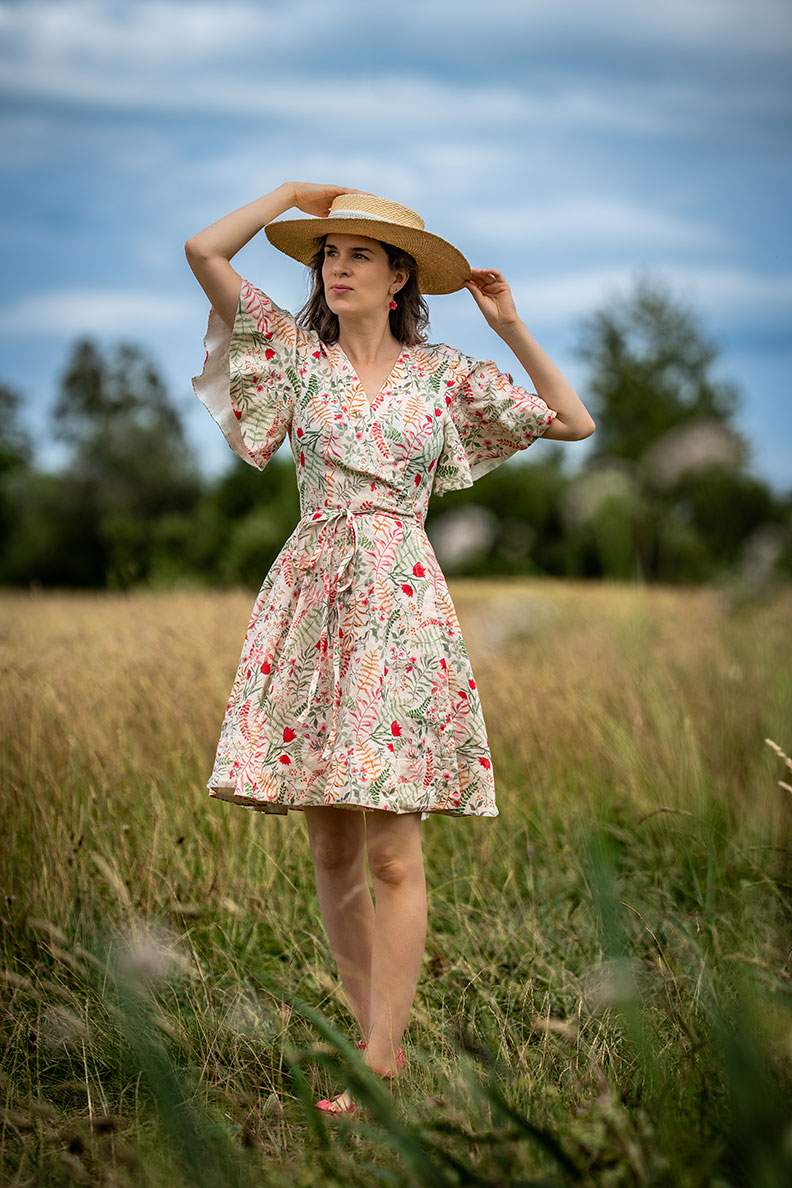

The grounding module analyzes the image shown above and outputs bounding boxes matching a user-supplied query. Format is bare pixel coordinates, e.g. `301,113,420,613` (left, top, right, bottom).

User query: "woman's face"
321,233,406,320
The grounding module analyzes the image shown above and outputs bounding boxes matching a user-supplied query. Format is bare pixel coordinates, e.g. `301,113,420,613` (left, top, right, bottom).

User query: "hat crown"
329,193,425,231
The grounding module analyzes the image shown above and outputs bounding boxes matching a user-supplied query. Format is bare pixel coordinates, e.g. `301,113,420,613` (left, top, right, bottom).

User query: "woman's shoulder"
411,340,476,375
239,277,320,349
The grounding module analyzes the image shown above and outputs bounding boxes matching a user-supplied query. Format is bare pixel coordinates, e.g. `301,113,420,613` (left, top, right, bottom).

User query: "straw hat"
264,193,471,295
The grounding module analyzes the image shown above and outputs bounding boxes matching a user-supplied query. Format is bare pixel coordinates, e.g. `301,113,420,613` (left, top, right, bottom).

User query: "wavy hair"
295,235,430,346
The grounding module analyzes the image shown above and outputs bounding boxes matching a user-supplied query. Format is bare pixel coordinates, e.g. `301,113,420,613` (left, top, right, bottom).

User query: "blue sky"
2,0,790,492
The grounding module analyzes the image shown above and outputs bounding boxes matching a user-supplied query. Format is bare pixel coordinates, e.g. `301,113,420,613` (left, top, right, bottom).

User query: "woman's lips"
331,285,352,292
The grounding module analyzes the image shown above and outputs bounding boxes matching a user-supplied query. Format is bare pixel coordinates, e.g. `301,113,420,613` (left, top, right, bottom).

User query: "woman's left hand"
464,269,520,333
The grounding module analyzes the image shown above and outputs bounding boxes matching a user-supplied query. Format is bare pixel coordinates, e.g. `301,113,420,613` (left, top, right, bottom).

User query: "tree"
576,272,744,463
0,382,35,576
52,337,203,587
572,273,788,582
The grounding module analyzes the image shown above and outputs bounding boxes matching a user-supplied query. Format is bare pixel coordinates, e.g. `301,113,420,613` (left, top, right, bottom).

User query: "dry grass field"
1,578,791,1187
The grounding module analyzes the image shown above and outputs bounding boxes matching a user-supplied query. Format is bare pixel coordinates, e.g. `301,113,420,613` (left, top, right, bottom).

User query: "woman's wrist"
494,315,525,340
275,181,297,210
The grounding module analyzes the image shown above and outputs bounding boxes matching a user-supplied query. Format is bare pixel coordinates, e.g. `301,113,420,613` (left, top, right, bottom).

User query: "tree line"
1,275,790,590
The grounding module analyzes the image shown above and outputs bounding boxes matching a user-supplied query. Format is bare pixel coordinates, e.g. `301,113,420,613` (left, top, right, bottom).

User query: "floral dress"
192,277,557,820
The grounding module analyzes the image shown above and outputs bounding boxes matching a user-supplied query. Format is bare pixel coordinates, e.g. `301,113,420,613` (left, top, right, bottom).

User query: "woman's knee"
304,807,366,873
366,819,424,886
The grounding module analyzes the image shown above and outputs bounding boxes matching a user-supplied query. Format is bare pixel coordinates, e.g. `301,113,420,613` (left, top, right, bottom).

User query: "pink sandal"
315,1042,406,1115
315,1091,358,1116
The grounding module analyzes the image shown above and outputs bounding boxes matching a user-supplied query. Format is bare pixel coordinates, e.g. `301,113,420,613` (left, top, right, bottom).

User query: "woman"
186,181,595,1116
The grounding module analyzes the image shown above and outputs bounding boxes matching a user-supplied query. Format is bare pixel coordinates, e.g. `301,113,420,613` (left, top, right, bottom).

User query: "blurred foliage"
576,273,742,463
0,276,790,590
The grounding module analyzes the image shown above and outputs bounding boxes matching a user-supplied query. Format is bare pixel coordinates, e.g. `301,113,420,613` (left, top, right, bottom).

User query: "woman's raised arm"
465,267,596,441
184,182,356,329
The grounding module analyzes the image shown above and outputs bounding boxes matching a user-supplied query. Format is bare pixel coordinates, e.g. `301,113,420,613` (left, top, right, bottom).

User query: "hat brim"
264,216,471,295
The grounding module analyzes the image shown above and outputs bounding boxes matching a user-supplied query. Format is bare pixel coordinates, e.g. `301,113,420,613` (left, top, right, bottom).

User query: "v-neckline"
334,343,410,414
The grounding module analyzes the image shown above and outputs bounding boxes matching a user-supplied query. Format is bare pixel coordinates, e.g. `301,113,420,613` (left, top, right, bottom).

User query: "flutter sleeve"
191,276,310,471
431,348,558,497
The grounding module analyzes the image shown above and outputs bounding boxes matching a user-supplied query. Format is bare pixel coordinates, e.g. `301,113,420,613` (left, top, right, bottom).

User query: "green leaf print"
366,770,387,801
406,696,432,720
384,607,401,646
426,359,449,395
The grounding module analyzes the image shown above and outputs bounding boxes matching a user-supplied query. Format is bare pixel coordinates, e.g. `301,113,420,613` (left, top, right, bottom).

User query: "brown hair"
295,235,431,346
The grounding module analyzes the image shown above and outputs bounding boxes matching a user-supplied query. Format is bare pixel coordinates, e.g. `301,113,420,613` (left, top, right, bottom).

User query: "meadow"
1,578,790,1187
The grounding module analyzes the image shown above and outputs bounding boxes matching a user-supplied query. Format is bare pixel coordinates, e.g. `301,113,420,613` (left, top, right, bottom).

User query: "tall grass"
1,579,790,1186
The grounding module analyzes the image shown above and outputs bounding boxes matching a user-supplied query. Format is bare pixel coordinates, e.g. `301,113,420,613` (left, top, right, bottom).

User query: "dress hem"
207,785,498,820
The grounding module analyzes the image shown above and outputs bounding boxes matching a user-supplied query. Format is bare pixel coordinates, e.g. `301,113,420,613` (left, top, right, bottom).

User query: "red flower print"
434,407,442,416
296,427,304,437
387,742,395,752
300,451,305,466
469,678,476,690
265,347,275,360
478,756,491,770
384,665,388,675
440,657,447,671
414,473,421,486
312,350,320,359
283,727,297,742
234,409,242,420
401,583,413,597
246,668,251,678
391,721,402,737
261,660,271,674
413,562,426,577
279,755,291,765
445,394,452,405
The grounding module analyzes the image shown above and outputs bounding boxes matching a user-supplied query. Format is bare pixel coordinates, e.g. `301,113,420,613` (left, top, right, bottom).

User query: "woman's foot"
315,1051,402,1117
316,1089,356,1115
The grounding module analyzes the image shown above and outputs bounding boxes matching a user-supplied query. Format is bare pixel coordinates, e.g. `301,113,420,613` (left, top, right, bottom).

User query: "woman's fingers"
470,268,506,287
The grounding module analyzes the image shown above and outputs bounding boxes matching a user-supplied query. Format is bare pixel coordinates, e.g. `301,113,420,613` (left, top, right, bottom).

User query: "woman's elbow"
548,413,596,441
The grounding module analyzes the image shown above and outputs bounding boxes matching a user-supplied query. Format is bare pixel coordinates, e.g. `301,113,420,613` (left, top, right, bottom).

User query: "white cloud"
510,264,792,329
1,288,197,337
0,1,786,145
3,1,790,69
459,197,727,250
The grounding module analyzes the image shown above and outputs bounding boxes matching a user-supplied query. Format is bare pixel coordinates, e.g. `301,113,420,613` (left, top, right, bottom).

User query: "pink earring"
388,298,398,311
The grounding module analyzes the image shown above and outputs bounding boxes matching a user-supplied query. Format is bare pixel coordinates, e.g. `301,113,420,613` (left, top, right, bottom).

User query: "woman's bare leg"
304,806,427,1110
303,806,374,1040
363,809,427,1073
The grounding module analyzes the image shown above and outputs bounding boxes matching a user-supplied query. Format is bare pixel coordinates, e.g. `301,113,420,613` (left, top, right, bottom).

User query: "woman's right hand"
288,182,371,217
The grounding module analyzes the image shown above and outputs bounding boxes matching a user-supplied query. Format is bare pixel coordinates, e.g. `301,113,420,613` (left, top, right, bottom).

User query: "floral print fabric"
192,277,557,820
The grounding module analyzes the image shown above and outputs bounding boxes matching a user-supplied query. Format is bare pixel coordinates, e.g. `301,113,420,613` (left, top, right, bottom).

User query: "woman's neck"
336,314,402,366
